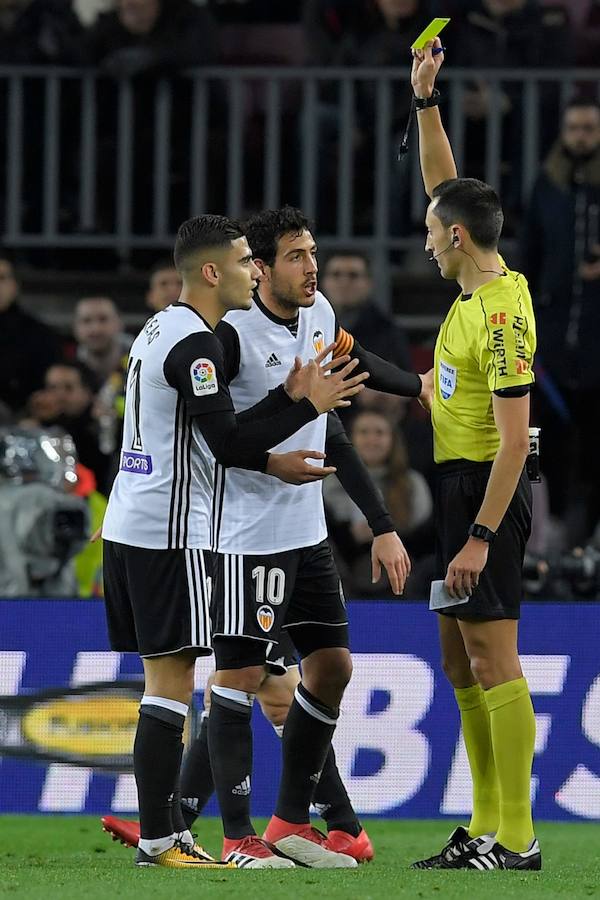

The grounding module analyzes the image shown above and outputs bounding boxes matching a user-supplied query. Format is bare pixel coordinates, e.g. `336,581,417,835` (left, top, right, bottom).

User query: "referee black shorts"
210,539,349,671
103,540,213,658
435,460,532,621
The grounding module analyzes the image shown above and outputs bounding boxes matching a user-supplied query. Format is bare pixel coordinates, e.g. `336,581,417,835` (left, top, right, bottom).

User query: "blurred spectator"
85,0,218,77
322,250,412,372
453,0,574,215
324,409,433,596
306,0,430,67
26,362,112,493
86,0,219,233
69,297,131,465
305,1,432,232
522,97,600,543
0,254,61,416
73,0,112,26
303,0,366,65
355,386,435,490
208,0,303,24
574,0,600,66
0,0,85,64
72,297,133,385
453,0,573,72
146,259,182,313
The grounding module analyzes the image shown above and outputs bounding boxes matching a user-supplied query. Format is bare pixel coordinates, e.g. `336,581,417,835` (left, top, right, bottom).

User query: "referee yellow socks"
454,683,499,838
485,676,536,852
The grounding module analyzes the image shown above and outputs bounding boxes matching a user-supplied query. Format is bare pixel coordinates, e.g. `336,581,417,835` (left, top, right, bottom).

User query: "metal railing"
1,66,599,304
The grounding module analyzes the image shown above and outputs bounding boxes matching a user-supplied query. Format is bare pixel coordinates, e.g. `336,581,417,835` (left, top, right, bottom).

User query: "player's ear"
252,257,268,282
201,261,220,287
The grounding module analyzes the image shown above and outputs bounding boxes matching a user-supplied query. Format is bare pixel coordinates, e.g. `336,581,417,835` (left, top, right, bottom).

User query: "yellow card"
411,17,450,50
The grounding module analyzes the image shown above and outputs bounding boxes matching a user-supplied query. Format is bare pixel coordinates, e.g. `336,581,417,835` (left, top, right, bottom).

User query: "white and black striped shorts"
210,540,348,656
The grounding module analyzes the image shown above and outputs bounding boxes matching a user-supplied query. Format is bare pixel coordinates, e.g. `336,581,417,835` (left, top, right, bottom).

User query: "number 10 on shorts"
252,566,285,605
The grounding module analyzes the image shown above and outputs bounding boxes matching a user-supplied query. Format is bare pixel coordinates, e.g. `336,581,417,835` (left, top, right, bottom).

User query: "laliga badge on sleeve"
429,579,470,611
190,358,218,396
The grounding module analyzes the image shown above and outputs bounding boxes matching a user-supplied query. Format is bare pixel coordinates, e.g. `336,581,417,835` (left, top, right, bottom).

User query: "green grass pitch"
2,816,600,899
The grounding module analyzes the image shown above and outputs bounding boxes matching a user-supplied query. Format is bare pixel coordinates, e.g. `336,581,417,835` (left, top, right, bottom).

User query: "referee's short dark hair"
174,215,244,274
432,178,504,250
243,206,312,266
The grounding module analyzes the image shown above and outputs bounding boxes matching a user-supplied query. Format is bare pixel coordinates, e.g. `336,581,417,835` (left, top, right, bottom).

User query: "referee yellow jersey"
432,262,536,463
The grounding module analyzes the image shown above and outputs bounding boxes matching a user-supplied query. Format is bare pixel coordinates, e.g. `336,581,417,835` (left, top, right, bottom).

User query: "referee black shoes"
411,827,542,871
410,825,472,869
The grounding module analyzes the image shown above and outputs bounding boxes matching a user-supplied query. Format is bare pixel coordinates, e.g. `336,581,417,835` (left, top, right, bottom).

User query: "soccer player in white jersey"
100,214,367,870
198,207,432,869
102,410,399,862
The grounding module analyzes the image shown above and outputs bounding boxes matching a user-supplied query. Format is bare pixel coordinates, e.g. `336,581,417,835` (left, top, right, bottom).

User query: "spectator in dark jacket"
86,0,218,77
0,255,61,416
322,249,412,372
303,1,433,233
0,0,85,64
453,0,574,215
86,0,219,232
522,98,600,541
26,361,113,494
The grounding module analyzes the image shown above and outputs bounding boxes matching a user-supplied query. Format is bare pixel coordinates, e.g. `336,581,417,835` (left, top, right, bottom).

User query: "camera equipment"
526,426,541,483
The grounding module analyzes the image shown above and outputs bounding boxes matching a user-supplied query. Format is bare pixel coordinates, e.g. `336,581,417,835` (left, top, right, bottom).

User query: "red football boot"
101,816,140,848
222,835,295,869
263,815,358,868
325,828,374,863
101,816,216,861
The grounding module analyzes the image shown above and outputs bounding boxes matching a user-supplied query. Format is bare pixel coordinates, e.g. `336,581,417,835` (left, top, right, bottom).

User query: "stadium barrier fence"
1,66,598,308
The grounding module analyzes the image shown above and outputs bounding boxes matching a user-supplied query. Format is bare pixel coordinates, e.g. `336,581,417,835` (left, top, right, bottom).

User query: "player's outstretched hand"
307,357,369,413
266,450,336,485
418,368,434,412
371,532,411,596
284,343,351,401
411,37,444,99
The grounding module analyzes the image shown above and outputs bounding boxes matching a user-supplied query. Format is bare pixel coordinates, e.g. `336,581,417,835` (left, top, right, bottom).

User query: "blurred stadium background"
1,0,599,831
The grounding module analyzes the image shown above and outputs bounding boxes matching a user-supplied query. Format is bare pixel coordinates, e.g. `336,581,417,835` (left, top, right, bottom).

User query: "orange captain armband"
333,327,355,359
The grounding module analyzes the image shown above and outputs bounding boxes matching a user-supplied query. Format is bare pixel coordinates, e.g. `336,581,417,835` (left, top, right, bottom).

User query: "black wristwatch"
468,523,497,544
414,89,441,111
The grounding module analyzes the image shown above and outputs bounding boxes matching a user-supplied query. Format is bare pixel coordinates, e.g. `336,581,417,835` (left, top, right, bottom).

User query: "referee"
409,42,540,871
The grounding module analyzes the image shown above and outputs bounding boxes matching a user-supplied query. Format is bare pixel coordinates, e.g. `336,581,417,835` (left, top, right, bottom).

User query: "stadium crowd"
2,202,600,601
0,0,599,599
0,0,599,235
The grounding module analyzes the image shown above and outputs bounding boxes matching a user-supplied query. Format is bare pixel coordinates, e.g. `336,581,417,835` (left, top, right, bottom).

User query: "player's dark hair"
173,215,244,274
324,249,371,274
243,206,312,266
432,178,503,250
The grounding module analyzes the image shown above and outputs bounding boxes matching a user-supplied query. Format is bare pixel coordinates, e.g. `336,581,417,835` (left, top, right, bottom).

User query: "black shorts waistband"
435,459,494,478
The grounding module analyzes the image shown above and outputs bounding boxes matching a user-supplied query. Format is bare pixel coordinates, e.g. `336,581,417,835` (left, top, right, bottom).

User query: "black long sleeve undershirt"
164,328,317,473
352,340,422,398
325,412,394,536
194,396,317,472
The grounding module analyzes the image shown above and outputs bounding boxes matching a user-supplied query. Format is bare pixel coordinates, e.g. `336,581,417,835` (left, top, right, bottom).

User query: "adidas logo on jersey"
232,776,251,796
265,353,282,368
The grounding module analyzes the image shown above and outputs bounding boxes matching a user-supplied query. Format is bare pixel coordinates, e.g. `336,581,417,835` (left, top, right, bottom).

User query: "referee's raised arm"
411,38,457,197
